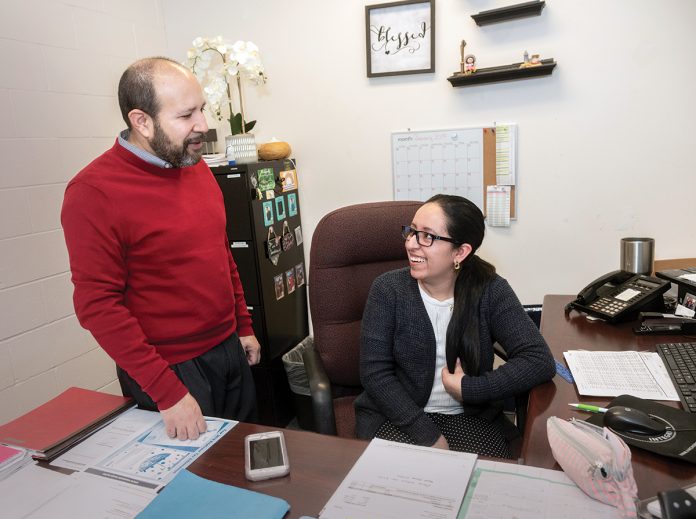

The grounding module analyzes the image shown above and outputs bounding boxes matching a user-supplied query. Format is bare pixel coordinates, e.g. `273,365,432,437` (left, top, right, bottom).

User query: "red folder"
0,387,133,459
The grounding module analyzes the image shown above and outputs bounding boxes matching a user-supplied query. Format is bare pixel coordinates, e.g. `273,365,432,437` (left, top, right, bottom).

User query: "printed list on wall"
392,128,484,209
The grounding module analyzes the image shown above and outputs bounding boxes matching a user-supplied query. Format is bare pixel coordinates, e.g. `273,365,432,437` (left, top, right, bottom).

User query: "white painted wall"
0,0,168,424
2,0,695,423
164,0,696,304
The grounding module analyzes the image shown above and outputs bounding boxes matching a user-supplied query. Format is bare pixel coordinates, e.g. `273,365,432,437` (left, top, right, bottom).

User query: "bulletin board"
392,126,516,219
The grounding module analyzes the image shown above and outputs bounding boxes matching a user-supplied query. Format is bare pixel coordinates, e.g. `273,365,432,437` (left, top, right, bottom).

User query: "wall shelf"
447,58,556,87
471,1,545,26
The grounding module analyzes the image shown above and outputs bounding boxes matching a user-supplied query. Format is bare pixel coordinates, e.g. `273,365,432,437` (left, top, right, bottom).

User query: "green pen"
568,403,609,413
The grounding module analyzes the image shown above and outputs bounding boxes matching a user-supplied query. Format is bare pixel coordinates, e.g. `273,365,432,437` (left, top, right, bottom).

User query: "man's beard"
149,119,203,168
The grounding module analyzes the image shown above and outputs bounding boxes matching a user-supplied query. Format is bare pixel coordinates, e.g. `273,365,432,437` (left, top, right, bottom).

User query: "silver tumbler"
620,237,655,275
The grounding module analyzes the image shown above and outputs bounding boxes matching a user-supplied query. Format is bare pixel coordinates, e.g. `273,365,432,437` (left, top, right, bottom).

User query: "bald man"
61,57,260,440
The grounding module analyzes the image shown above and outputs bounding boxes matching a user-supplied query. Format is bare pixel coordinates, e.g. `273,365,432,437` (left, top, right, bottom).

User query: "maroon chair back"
308,200,421,437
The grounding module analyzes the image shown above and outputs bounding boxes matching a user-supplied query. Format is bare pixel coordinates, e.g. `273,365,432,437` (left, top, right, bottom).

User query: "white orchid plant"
186,36,267,135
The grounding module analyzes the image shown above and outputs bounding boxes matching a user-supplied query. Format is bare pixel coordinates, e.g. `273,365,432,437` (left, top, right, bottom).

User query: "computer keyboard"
657,342,696,413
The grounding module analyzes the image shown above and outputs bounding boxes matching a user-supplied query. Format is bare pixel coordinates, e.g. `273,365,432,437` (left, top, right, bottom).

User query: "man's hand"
160,392,207,440
239,335,261,365
441,359,465,402
431,435,449,450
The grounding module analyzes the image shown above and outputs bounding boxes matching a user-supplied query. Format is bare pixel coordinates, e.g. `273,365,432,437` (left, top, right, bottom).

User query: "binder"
0,387,133,460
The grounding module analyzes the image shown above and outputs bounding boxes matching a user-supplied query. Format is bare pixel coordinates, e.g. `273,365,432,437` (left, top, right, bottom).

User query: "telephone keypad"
589,297,629,316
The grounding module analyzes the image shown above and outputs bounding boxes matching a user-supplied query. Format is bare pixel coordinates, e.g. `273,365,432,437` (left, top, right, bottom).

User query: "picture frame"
365,0,435,78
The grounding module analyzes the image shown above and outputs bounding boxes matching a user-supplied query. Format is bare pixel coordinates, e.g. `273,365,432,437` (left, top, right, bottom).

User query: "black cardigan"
354,268,556,446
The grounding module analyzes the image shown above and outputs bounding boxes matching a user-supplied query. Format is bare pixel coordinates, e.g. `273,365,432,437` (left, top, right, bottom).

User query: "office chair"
303,200,421,437
303,200,536,445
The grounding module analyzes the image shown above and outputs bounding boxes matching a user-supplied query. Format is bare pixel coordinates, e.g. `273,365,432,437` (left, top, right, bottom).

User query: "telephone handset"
565,270,670,323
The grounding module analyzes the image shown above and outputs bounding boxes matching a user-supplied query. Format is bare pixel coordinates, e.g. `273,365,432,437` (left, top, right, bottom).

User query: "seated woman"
354,194,555,458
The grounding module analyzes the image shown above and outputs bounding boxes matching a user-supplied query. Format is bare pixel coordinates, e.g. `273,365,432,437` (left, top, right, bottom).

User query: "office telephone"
565,270,670,323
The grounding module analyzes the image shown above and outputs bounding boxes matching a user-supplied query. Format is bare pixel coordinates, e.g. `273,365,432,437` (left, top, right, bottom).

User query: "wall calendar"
392,128,484,210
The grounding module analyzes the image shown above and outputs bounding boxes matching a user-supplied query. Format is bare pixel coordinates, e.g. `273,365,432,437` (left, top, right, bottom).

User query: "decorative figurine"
520,52,541,68
463,54,477,74
459,40,467,74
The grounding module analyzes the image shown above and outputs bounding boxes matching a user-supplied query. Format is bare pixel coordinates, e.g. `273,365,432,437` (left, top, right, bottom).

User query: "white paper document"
84,415,235,489
29,471,156,519
495,123,516,185
486,185,511,227
458,460,621,518
0,463,72,518
319,438,477,519
563,350,679,400
52,407,235,488
51,408,161,471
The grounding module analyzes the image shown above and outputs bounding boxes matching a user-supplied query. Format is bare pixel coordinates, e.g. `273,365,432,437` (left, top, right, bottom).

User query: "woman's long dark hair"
426,194,495,375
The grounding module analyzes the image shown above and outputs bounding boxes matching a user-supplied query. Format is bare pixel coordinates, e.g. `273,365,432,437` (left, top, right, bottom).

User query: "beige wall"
0,0,168,424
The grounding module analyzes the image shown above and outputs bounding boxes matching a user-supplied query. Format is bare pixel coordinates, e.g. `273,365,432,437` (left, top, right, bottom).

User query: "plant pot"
225,134,258,164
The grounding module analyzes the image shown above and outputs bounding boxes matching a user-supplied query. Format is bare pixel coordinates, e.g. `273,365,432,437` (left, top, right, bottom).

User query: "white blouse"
419,285,462,415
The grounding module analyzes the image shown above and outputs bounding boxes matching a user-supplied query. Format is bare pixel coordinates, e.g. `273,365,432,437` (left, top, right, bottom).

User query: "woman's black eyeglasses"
401,225,459,247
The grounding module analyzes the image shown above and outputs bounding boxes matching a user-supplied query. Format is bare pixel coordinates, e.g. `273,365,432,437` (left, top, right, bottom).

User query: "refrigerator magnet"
275,196,286,221
274,274,285,300
265,226,282,266
295,262,305,287
288,193,298,217
281,221,295,251
286,268,296,294
262,201,274,227
280,169,297,192
258,167,275,192
294,225,303,245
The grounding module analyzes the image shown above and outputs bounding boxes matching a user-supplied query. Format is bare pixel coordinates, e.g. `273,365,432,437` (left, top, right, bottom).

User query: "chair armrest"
302,346,338,435
514,391,529,433
492,341,528,432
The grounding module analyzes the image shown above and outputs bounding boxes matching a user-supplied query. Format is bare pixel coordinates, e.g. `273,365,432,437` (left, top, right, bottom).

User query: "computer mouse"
603,406,667,436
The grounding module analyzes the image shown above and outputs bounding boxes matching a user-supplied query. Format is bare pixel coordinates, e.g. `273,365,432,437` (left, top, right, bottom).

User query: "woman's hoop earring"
454,261,460,271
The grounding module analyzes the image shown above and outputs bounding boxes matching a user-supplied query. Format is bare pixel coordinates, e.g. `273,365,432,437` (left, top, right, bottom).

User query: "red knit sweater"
61,141,253,410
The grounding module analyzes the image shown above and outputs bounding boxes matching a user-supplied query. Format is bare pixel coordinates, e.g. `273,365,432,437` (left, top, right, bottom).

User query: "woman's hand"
441,359,464,402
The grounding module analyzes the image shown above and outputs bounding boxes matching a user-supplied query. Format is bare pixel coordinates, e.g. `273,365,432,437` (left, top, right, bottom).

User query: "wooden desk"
523,295,696,499
188,422,367,519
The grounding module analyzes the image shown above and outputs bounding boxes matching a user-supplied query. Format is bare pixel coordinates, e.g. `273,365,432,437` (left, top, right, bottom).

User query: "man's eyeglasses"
401,225,459,247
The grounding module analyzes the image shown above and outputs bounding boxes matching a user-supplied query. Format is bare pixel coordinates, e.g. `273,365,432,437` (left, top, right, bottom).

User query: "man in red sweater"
61,57,261,440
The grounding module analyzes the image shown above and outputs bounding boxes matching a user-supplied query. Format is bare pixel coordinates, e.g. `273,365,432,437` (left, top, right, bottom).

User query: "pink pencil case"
547,416,638,518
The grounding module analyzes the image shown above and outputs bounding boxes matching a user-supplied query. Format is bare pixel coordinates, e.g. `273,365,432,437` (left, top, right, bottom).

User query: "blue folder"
137,469,290,518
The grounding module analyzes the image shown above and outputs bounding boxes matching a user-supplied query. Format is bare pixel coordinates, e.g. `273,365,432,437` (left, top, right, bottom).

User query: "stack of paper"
563,350,679,400
0,444,31,481
203,154,228,167
319,438,477,519
0,387,133,460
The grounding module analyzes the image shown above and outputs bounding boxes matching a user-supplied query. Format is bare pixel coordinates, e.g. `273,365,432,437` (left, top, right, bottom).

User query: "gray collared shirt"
118,129,173,168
